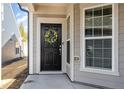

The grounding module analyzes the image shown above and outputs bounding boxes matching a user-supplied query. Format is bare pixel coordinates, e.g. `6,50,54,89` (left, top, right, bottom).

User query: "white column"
29,12,33,74
0,3,2,81
70,4,74,81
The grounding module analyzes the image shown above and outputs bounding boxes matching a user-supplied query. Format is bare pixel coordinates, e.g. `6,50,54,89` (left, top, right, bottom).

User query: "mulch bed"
8,68,28,89
2,57,24,67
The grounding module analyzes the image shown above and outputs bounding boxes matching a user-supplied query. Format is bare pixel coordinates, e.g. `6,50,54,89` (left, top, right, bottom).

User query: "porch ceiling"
20,3,72,14
33,3,69,7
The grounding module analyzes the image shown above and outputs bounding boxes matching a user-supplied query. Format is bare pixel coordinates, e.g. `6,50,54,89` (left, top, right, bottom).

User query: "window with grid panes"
84,5,112,69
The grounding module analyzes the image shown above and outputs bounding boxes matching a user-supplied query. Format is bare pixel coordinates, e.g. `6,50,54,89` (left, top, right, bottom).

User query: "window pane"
103,16,112,26
103,5,112,15
103,28,112,36
94,17,102,27
103,39,112,48
67,41,70,64
103,59,112,69
85,9,93,18
94,49,102,58
86,40,93,49
94,7,102,17
93,58,102,68
103,49,112,58
85,28,92,37
86,49,93,57
94,39,102,48
86,58,93,67
85,39,112,69
67,16,70,39
94,28,102,36
16,48,19,54
85,18,92,27
86,40,93,57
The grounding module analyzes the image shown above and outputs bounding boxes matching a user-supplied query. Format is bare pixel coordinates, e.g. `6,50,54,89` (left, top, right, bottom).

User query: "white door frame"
36,17,66,74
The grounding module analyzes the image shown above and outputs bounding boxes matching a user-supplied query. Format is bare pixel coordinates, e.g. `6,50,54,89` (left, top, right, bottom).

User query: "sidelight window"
67,16,70,64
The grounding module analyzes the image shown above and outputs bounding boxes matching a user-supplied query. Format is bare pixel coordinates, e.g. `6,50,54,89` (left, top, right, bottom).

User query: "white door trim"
65,4,75,81
36,17,66,74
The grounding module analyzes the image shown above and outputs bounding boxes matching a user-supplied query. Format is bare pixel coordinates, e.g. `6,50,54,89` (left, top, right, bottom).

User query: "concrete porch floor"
20,74,97,89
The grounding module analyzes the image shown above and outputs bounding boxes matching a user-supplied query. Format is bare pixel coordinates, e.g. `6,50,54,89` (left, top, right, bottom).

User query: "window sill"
80,67,119,76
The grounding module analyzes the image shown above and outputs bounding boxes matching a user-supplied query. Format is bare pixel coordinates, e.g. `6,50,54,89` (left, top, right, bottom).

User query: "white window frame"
80,4,119,76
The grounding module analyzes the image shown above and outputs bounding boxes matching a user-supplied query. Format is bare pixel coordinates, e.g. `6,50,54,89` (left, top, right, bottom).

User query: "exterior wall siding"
74,4,80,59
119,4,124,77
74,3,124,88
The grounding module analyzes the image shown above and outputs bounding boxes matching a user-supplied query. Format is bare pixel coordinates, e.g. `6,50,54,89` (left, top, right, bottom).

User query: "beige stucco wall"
73,3,124,88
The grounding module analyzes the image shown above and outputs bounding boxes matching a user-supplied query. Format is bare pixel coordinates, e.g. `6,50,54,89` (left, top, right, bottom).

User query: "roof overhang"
19,3,35,12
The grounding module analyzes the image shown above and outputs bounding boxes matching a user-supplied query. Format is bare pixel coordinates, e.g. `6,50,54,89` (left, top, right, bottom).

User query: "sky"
11,3,28,33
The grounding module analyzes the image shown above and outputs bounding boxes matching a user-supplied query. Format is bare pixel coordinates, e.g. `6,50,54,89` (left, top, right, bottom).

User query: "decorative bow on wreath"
45,28,58,44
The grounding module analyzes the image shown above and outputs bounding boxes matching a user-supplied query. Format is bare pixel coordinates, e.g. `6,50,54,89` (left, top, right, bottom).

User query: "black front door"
40,23,62,71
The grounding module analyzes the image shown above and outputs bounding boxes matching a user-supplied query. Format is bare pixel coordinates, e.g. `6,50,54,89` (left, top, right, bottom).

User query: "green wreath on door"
45,28,58,44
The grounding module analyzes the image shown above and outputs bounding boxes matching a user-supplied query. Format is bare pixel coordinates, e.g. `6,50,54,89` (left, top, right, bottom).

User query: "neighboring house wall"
2,3,22,63
2,35,17,63
74,3,124,89
2,3,22,47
